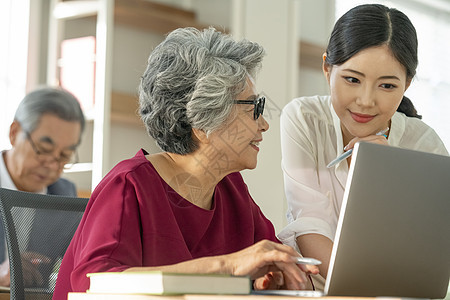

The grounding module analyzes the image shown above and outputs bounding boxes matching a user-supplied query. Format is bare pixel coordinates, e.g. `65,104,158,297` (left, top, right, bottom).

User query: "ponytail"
397,96,422,119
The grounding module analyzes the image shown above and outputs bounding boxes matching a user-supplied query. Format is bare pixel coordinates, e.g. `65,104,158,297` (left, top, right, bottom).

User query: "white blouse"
277,95,449,251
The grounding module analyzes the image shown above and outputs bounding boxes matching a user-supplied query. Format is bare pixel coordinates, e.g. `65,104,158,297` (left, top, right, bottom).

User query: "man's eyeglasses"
25,131,78,169
234,96,265,120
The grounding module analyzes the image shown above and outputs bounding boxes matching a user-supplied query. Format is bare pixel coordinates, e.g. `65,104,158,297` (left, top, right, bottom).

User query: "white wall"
227,0,334,232
298,0,334,96
227,0,300,233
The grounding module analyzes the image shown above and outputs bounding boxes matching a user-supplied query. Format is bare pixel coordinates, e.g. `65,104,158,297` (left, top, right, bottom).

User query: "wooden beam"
299,40,325,71
114,0,208,34
77,189,92,198
111,91,143,127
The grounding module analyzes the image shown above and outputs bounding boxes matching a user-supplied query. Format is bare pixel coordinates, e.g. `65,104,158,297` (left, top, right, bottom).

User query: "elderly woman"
53,27,318,299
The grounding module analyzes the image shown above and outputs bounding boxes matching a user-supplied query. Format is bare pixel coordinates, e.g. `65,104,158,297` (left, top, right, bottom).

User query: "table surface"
67,293,404,300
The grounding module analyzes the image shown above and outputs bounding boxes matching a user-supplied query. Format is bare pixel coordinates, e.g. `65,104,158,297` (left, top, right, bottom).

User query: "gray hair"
14,87,85,143
139,27,265,154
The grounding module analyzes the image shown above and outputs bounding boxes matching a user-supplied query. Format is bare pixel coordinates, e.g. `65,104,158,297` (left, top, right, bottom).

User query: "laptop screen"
324,142,450,298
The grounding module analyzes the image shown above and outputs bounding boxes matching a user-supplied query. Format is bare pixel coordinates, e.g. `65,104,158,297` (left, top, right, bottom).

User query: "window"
335,0,450,150
0,0,30,150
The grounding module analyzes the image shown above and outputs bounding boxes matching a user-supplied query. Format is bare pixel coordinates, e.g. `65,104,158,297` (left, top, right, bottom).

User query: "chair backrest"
0,188,88,300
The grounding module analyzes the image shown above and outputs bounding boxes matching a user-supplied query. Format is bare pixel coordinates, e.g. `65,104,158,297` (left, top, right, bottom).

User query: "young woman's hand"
253,271,284,289
224,240,319,290
344,130,389,151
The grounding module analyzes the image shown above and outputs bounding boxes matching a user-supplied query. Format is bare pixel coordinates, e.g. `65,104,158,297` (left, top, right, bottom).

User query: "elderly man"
0,86,85,286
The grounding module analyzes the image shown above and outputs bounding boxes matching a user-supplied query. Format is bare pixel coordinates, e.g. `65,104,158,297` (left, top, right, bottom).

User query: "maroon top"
53,149,278,299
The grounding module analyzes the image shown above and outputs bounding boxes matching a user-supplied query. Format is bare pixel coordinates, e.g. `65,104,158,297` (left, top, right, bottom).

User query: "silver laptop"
325,142,450,298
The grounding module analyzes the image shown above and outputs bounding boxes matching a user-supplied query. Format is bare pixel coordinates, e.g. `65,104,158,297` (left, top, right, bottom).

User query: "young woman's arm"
296,234,333,278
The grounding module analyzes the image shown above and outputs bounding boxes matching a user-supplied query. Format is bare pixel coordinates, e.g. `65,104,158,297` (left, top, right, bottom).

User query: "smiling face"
5,114,81,192
198,76,269,174
324,45,411,145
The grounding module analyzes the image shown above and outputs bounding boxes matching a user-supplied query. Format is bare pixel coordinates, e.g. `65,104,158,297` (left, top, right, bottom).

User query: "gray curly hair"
139,27,265,154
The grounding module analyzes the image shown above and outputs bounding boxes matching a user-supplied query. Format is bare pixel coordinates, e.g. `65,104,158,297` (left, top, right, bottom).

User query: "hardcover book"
87,271,251,295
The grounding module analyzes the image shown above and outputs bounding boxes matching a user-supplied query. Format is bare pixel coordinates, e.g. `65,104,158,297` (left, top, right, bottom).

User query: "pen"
296,257,322,265
326,127,389,168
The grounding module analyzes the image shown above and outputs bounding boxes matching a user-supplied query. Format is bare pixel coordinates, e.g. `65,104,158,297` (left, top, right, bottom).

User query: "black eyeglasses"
234,96,265,120
25,131,78,169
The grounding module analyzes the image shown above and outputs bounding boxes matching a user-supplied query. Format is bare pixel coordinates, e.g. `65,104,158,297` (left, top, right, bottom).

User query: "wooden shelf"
111,91,143,127
77,189,92,198
114,0,208,34
57,1,324,126
299,41,325,71
54,1,99,20
81,91,142,126
70,0,209,35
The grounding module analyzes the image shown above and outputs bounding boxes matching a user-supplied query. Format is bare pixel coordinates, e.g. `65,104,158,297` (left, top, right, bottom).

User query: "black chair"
0,188,88,300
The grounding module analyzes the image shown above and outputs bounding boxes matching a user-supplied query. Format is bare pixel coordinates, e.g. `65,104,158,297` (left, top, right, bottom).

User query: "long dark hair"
325,4,422,119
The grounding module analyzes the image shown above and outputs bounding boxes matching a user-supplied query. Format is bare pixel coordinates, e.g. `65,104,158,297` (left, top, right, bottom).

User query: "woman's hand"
0,259,11,287
21,252,51,287
128,240,318,290
0,252,50,287
224,240,319,290
344,129,389,151
253,271,285,290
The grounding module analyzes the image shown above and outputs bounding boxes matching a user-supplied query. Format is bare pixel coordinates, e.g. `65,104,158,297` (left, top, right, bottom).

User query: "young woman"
277,4,448,290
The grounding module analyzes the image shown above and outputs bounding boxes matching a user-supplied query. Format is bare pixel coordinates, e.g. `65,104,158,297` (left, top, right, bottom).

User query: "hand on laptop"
254,269,317,291
226,240,319,290
254,271,283,289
